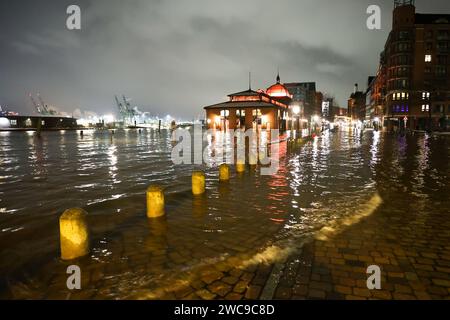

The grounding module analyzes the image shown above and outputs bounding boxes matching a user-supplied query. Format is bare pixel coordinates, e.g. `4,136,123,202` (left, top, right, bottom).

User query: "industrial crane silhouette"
115,94,137,125
29,93,57,115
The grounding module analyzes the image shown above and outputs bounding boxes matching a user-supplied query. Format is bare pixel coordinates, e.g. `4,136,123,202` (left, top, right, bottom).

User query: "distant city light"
103,114,115,124
292,105,300,115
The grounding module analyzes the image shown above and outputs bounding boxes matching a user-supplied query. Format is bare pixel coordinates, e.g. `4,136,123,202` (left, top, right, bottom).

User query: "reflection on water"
0,129,448,299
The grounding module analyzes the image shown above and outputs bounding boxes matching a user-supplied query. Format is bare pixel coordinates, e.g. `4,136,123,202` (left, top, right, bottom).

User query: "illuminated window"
421,104,430,112
425,55,432,62
252,109,262,117
220,110,229,117
236,109,245,117
422,92,430,100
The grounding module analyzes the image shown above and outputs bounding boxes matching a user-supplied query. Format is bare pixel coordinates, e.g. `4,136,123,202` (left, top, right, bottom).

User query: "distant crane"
115,95,129,123
29,93,42,114
37,93,50,114
122,95,137,119
29,93,57,115
115,94,138,125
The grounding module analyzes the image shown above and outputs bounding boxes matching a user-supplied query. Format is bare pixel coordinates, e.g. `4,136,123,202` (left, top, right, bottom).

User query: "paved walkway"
148,192,450,300
239,196,450,300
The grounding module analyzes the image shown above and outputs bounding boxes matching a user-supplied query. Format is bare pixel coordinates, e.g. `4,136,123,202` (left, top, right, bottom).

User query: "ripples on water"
0,128,448,299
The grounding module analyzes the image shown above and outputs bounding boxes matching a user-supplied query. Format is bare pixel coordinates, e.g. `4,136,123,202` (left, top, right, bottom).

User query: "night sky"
0,0,448,120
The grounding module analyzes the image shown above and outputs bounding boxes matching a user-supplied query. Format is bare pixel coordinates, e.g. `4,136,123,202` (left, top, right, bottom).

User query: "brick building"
380,0,450,130
348,83,366,121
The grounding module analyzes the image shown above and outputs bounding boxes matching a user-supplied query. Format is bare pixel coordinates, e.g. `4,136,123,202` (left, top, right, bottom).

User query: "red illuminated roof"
266,83,292,98
266,73,293,98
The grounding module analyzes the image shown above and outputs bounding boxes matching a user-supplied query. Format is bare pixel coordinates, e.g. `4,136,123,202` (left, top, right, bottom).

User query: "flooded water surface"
0,129,448,299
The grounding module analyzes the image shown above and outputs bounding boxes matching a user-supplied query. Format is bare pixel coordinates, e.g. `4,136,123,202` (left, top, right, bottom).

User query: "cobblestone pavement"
270,206,450,300
119,190,450,301
151,202,450,300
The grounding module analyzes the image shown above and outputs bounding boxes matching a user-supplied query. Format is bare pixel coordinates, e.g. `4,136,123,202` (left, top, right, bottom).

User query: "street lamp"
291,105,300,132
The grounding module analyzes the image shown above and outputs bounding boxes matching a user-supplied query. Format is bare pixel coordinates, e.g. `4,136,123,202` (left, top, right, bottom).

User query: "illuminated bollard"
146,185,165,218
219,164,230,181
59,208,90,260
236,160,246,173
249,153,258,167
192,171,206,195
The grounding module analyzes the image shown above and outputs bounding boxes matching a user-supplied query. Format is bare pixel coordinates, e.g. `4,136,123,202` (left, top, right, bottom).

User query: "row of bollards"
58,163,242,260
59,135,316,260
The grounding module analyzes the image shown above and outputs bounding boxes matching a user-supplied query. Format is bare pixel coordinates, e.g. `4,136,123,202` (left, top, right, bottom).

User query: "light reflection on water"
0,128,448,299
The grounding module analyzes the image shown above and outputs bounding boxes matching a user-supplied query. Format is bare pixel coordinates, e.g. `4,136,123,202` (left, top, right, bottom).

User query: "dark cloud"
0,0,449,119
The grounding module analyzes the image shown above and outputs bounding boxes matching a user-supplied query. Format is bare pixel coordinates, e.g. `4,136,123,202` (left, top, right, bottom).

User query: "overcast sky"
0,0,448,119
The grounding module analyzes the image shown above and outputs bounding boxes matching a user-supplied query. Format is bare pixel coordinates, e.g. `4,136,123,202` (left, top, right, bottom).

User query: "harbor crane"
29,93,43,114
115,95,130,124
29,93,57,115
115,94,138,125
37,93,50,114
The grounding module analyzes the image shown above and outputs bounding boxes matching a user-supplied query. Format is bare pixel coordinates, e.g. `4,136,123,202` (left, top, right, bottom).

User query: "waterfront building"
0,115,78,130
378,0,450,130
204,74,292,131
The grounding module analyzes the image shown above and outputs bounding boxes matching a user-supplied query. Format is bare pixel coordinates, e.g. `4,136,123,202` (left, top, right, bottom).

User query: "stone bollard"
59,208,90,260
192,171,206,195
146,185,165,218
236,160,246,173
219,164,230,181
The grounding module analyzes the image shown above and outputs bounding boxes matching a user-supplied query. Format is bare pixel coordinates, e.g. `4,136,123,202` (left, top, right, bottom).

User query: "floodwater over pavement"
0,128,448,299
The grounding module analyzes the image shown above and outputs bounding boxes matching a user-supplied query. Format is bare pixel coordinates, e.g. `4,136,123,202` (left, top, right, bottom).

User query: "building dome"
266,72,292,98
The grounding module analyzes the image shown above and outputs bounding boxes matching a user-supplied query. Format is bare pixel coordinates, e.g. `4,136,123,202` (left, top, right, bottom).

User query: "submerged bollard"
236,160,246,173
146,185,165,218
249,153,258,167
219,164,230,181
59,208,90,260
192,171,206,195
